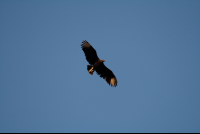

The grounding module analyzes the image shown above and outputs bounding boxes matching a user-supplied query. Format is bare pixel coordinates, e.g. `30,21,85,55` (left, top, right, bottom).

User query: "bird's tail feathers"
87,65,94,75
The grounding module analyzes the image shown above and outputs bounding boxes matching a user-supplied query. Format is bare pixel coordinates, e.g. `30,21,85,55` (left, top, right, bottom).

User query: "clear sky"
0,0,200,133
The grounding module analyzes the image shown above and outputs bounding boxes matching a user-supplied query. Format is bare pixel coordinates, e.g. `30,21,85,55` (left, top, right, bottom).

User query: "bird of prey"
81,40,117,87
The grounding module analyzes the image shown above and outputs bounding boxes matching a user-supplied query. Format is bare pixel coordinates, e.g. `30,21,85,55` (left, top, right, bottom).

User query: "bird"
81,40,117,87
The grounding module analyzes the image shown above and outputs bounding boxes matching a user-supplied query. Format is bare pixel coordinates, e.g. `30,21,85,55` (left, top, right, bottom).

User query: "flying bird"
81,40,117,87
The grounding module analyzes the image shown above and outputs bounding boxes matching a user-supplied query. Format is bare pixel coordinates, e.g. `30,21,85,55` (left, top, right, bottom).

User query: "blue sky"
0,0,200,133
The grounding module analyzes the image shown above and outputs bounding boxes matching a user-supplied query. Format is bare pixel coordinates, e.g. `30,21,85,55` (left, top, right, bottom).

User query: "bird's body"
81,40,117,87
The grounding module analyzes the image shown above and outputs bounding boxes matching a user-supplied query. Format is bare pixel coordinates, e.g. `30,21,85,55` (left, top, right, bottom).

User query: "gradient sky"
0,0,200,133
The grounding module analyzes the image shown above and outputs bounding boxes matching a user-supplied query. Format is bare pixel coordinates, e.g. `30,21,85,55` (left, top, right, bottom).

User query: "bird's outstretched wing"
81,40,99,65
95,63,117,87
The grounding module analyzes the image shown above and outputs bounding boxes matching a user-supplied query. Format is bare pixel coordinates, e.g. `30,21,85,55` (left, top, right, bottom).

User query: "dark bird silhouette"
81,40,117,87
